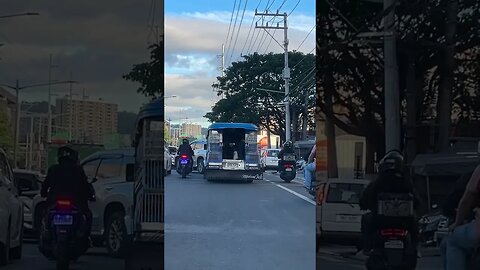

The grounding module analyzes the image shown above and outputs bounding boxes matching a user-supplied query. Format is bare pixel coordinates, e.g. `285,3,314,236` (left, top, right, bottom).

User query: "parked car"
12,169,44,234
316,178,369,244
168,146,177,167
190,140,207,174
32,148,135,258
164,145,172,175
260,149,280,171
0,149,24,265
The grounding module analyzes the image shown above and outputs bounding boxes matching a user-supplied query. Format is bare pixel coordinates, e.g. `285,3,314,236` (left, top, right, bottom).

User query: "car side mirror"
89,177,98,184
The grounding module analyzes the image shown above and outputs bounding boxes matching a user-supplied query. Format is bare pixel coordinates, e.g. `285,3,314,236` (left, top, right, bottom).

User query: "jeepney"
204,122,263,182
125,98,164,270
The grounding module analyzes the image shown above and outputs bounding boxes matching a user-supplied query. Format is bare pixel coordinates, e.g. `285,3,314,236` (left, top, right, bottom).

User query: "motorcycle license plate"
384,240,404,249
180,159,188,164
53,214,73,225
286,168,293,171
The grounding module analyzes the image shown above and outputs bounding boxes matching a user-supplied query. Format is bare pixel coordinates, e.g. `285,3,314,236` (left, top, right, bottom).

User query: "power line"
293,47,315,69
224,0,238,59
288,0,301,16
225,0,243,64
228,0,249,65
295,24,315,52
240,0,264,56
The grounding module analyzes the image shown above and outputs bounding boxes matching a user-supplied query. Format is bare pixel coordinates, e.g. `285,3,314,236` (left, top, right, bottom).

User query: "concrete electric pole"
383,0,400,152
255,10,291,142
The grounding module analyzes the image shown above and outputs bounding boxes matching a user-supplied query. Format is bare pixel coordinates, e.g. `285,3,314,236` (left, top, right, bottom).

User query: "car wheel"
105,211,128,258
0,221,11,266
10,217,23,260
197,158,205,174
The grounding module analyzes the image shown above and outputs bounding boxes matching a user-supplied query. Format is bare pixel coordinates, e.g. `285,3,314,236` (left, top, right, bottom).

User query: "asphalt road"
3,240,123,270
164,170,315,270
317,244,443,270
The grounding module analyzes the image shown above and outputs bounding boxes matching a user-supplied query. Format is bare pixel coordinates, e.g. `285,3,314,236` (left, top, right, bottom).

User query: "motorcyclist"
177,138,194,170
441,163,480,270
278,141,295,170
40,146,94,241
359,150,420,255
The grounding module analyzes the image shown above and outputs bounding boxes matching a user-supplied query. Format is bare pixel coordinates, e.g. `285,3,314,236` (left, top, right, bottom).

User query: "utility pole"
69,71,73,142
255,10,291,142
218,44,225,77
383,0,400,152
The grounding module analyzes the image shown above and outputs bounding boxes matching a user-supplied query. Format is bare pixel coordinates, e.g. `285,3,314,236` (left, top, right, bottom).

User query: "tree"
123,42,164,97
205,52,315,142
0,106,13,156
316,0,480,173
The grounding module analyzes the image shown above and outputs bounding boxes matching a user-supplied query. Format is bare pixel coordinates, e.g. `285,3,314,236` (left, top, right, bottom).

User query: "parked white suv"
32,148,135,258
316,178,369,243
190,140,207,174
0,149,23,265
260,148,280,171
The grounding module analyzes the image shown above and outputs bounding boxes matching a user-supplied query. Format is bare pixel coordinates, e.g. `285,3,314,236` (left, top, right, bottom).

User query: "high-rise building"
55,96,118,144
181,123,202,138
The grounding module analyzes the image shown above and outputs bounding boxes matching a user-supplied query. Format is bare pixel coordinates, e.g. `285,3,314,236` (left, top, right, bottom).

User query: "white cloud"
165,9,315,126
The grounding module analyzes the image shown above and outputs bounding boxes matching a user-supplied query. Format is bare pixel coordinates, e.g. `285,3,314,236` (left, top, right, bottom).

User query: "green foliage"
0,106,13,156
205,52,315,140
123,42,164,97
316,0,480,146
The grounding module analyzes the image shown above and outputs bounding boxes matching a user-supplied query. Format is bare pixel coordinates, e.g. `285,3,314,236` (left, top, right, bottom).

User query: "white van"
316,178,369,241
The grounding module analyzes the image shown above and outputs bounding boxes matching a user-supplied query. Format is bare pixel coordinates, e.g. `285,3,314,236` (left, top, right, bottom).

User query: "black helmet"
284,141,293,149
182,138,189,144
57,146,78,163
378,150,404,174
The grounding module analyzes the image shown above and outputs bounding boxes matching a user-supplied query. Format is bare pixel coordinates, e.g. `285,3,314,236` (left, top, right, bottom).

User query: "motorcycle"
279,153,296,183
39,199,90,270
177,154,192,178
366,193,417,270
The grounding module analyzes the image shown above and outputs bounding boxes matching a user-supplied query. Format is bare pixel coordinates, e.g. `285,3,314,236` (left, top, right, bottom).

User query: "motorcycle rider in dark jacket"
359,150,420,255
177,138,194,169
278,141,295,169
40,146,95,242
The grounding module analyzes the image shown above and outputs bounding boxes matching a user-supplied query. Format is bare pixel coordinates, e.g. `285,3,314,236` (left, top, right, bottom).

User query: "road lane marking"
264,179,316,205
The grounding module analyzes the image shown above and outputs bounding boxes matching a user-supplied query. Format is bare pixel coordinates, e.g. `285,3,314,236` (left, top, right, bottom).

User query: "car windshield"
268,150,279,157
326,183,365,204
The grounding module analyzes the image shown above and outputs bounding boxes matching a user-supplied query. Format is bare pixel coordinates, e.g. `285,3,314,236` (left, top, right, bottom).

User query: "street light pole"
14,80,20,168
47,54,52,143
1,79,78,168
0,12,39,19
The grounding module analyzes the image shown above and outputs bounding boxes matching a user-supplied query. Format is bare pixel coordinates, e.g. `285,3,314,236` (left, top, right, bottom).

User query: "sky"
0,0,160,113
165,0,316,127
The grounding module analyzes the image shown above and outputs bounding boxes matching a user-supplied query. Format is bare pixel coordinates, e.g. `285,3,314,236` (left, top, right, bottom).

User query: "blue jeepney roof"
208,122,258,131
136,97,164,125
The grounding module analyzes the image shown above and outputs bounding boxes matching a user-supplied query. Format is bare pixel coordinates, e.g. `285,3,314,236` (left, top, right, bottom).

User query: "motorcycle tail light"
57,199,72,210
380,228,408,237
181,155,188,159
284,164,294,168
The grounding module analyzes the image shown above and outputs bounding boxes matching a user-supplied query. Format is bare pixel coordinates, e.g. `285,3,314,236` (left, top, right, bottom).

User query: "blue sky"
164,0,315,127
166,0,315,16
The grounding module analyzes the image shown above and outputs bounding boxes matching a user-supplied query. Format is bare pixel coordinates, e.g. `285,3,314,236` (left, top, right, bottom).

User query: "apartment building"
55,96,118,144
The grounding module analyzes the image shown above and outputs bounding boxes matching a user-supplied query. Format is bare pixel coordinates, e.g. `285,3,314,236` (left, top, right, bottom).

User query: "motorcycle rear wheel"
56,242,70,270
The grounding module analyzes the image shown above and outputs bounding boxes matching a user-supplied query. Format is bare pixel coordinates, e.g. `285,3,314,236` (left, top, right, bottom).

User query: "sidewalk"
338,246,441,262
